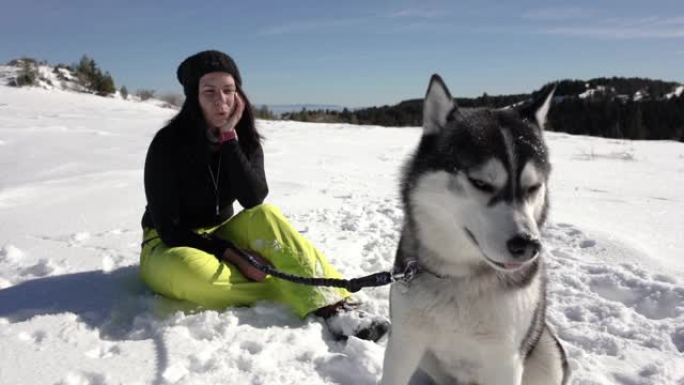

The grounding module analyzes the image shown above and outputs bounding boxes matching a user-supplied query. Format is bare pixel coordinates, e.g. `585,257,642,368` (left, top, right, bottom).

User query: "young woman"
139,50,388,341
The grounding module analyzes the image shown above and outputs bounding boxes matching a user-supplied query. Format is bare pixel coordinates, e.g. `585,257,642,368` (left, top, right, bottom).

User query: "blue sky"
2,0,683,107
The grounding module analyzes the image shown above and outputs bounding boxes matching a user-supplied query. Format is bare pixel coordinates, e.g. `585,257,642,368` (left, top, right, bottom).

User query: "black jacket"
142,125,268,258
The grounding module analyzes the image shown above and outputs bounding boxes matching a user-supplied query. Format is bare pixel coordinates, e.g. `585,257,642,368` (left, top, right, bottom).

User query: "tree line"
282,78,684,141
7,62,683,141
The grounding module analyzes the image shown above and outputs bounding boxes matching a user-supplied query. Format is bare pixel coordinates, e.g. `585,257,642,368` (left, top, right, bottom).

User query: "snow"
1,84,683,384
633,90,648,101
666,85,684,99
0,64,87,93
577,84,683,102
0,63,179,108
578,85,609,99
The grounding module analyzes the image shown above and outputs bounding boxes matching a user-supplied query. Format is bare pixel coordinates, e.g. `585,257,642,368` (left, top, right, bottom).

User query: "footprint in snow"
588,268,684,320
240,340,264,355
56,371,108,385
32,232,91,247
85,342,122,359
20,258,60,277
580,239,596,248
671,327,684,353
17,330,47,345
544,222,597,250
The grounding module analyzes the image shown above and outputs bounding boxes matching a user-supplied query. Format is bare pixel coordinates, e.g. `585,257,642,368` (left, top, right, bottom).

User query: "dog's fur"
380,75,569,385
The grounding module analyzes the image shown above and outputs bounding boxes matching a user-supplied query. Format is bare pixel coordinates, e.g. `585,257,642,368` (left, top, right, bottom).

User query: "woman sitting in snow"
139,50,388,342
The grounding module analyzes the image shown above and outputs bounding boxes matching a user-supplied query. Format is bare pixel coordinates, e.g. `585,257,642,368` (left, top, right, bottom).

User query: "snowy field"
0,85,683,384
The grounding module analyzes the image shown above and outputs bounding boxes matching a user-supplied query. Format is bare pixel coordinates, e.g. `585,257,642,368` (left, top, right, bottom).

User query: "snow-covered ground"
0,85,682,385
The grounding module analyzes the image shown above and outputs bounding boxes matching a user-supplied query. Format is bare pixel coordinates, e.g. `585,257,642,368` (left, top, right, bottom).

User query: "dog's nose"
507,234,541,260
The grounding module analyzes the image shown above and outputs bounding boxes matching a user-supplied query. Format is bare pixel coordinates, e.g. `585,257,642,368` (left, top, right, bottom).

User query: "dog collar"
392,259,447,283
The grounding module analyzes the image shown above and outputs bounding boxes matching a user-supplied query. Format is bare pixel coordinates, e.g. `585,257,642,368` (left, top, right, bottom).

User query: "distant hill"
263,104,345,115
1,59,87,93
543,78,683,140
292,77,684,141
4,60,682,141
1,58,179,109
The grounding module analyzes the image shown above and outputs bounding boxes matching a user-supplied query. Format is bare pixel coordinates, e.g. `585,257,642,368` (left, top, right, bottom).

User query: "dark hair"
164,86,263,156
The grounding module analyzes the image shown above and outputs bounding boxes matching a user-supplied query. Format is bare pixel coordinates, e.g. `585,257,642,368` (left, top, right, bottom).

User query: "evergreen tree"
15,60,38,86
136,89,156,101
254,105,277,120
624,102,645,139
96,72,116,95
74,55,116,96
120,85,129,100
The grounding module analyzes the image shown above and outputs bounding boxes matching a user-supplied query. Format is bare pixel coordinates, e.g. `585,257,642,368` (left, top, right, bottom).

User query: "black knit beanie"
176,50,242,96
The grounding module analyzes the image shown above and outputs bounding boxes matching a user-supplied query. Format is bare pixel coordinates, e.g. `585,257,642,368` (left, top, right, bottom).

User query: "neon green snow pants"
139,203,350,318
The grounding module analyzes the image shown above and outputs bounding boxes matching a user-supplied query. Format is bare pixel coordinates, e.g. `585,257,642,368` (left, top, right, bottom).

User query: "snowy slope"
0,85,683,385
1,63,88,93
0,63,178,109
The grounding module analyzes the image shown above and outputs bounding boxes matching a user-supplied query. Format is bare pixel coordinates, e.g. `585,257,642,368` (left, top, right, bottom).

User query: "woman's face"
198,72,237,128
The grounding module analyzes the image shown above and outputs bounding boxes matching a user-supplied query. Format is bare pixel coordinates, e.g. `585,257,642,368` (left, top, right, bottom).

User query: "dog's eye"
468,178,495,193
526,184,542,195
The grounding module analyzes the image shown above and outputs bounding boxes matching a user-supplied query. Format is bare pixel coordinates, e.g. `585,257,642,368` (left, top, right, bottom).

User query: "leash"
231,246,418,293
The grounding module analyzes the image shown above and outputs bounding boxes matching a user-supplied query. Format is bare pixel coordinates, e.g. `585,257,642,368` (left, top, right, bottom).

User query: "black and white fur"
380,75,569,385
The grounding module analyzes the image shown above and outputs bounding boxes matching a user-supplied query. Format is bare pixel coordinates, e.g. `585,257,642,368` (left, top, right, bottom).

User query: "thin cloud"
523,7,596,21
257,17,367,36
257,9,447,37
386,8,445,19
543,16,684,39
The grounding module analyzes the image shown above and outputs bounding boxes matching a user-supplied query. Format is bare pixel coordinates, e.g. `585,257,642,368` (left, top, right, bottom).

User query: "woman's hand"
220,92,245,134
221,246,270,282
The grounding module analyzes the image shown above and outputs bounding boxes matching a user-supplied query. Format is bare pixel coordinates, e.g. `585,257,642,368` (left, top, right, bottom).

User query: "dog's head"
403,74,553,275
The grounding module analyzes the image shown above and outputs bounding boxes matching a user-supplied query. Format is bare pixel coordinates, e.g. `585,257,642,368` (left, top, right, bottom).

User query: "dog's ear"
518,83,556,130
423,74,456,135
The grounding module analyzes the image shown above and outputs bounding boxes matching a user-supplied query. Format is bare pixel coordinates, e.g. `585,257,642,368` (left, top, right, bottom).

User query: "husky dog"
380,75,569,385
